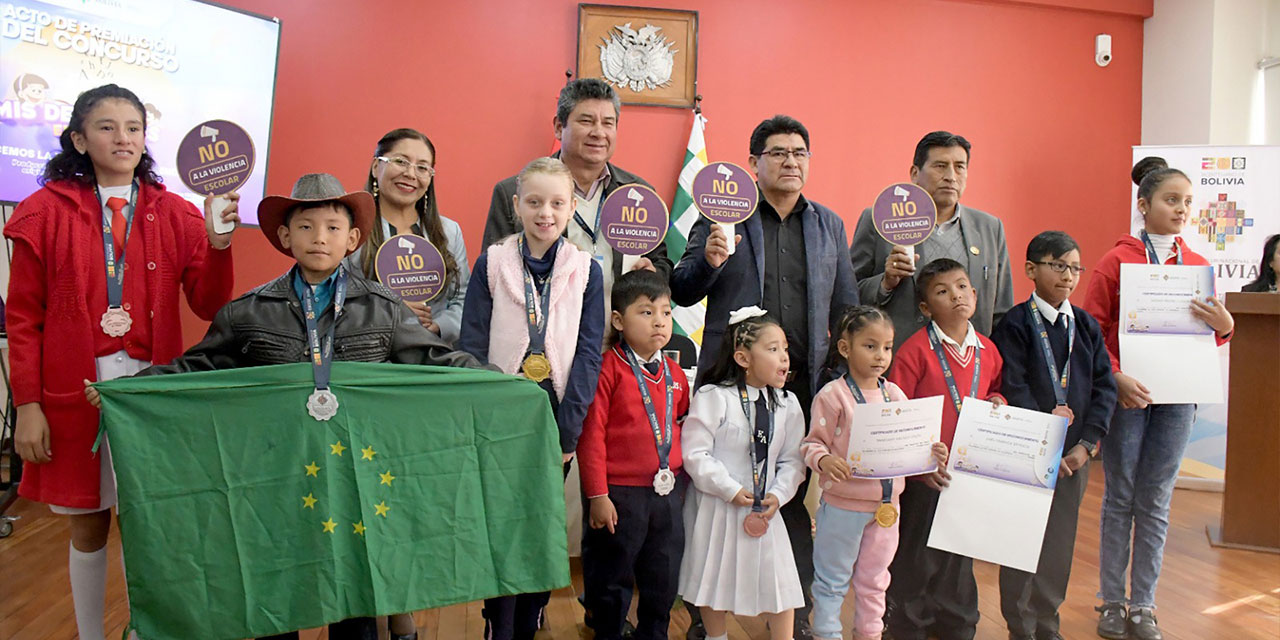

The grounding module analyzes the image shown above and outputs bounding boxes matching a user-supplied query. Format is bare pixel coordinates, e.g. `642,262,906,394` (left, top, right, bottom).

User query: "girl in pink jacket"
802,306,948,640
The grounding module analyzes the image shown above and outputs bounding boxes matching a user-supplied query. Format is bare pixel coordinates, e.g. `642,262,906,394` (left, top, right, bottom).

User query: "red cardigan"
577,345,690,498
888,325,1005,449
5,179,234,508
1082,234,1229,374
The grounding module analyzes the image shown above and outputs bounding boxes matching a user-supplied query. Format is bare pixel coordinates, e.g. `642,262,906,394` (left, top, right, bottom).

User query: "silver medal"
100,307,132,337
306,388,339,421
653,468,675,496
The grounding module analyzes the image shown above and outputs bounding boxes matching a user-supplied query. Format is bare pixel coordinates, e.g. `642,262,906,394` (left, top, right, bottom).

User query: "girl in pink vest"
459,157,604,640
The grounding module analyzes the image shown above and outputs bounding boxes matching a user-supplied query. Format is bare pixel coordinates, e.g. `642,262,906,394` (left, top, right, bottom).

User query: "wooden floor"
2,472,1277,640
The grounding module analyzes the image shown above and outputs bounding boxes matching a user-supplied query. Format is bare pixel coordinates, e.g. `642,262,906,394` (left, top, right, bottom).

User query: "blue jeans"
1098,404,1195,609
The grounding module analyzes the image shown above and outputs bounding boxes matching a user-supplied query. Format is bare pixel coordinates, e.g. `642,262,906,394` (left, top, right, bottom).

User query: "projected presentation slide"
0,0,279,225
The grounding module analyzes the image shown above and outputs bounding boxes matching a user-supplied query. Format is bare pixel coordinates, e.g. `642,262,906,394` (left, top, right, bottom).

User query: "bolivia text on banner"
96,362,569,640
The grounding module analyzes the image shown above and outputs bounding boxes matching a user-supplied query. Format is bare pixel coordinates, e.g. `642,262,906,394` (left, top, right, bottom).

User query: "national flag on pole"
669,112,709,343
97,362,568,640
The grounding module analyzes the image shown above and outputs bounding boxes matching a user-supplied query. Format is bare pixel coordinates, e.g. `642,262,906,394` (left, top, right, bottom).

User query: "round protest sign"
374,234,447,303
871,183,937,246
691,161,758,224
176,120,255,196
599,184,669,256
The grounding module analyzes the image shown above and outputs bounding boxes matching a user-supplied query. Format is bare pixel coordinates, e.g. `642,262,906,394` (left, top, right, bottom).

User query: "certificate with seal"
1118,263,1223,404
846,395,943,480
928,398,1067,573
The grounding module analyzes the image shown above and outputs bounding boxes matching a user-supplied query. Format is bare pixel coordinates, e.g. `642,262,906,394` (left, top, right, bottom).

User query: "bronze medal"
743,511,769,537
100,307,132,337
521,353,551,383
874,502,899,528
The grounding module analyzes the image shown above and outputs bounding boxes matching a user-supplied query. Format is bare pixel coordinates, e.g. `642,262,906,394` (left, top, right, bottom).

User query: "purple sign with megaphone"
374,234,447,303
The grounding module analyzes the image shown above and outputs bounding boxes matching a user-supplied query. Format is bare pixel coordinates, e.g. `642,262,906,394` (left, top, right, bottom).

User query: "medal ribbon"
96,181,138,309
1140,229,1182,265
738,382,774,513
926,323,982,414
621,343,674,471
1027,296,1075,406
301,265,348,392
845,376,895,507
518,236,552,360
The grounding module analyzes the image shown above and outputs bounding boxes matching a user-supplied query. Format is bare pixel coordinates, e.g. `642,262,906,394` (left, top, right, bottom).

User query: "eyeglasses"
376,156,435,178
758,148,812,162
1033,261,1086,275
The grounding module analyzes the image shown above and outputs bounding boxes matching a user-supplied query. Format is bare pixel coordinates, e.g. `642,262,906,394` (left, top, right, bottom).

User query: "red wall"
181,0,1148,345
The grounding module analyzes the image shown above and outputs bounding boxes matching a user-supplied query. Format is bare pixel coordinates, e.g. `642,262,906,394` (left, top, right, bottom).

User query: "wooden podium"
1207,292,1280,553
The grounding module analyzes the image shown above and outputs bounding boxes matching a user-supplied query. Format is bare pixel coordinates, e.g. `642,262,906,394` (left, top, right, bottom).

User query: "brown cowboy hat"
257,173,375,257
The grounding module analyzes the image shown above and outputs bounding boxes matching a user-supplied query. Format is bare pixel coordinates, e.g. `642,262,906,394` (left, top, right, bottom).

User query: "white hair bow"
728,305,768,325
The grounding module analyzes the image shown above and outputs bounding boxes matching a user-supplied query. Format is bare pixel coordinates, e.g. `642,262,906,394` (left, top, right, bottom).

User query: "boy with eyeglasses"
989,230,1118,640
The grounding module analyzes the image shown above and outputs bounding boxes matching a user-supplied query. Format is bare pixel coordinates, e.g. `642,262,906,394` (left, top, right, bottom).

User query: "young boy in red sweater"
885,258,1005,640
577,269,691,640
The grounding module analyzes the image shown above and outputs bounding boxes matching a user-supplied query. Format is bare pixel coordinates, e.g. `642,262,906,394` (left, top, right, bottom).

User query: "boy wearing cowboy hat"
86,173,485,639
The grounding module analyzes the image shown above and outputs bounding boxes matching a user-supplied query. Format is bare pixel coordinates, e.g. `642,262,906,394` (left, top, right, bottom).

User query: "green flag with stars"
95,362,568,640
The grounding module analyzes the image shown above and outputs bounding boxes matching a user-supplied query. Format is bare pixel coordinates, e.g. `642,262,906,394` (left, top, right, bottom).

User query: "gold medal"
521,353,551,383
874,502,899,528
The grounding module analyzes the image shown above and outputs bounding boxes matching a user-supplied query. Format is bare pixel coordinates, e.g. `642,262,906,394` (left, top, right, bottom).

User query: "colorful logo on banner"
871,183,937,246
691,162,758,224
374,235,446,303
599,185,669,256
176,120,256,196
1196,194,1255,251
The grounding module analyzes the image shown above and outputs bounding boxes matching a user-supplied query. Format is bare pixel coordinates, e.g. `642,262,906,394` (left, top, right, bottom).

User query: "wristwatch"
1079,439,1100,458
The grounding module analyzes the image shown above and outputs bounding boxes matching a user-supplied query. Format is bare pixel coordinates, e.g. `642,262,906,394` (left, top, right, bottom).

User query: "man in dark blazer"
481,78,671,296
671,114,859,640
850,131,1014,350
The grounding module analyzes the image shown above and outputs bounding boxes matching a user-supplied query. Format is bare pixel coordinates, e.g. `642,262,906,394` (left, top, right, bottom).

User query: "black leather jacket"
140,271,485,375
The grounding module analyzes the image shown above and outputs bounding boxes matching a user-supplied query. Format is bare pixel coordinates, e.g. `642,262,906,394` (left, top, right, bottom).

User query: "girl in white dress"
679,307,807,640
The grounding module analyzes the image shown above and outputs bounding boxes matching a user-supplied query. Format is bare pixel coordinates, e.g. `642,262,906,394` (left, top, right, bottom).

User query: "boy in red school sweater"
577,270,691,640
885,258,1005,640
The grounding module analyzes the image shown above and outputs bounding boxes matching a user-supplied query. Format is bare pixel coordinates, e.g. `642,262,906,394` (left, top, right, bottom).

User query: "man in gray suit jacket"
850,131,1013,350
672,115,859,640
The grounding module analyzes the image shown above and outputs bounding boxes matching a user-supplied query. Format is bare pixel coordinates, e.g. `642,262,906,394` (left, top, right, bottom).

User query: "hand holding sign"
872,183,937,290
177,120,256,236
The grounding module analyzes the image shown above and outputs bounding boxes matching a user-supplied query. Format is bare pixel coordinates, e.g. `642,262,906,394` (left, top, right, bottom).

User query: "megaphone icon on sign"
200,125,219,143
893,185,910,201
397,237,415,254
716,164,734,180
626,188,644,206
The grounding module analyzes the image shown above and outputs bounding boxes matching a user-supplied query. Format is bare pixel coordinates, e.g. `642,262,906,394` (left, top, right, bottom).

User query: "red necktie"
106,197,128,257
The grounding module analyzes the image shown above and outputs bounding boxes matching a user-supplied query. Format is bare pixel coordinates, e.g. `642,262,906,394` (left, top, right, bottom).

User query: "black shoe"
621,620,636,639
1009,633,1036,640
1127,607,1162,640
1036,633,1064,640
389,633,417,640
1095,602,1128,639
685,620,706,640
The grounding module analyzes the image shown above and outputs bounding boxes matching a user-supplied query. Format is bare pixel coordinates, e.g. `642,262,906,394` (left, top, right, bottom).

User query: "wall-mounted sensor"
1096,34,1112,67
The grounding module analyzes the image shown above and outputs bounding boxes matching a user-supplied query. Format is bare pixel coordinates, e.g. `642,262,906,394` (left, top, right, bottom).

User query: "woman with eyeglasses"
346,128,468,346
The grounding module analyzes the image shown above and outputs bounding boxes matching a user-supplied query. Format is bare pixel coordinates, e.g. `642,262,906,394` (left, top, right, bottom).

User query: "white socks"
69,543,108,640
706,635,728,640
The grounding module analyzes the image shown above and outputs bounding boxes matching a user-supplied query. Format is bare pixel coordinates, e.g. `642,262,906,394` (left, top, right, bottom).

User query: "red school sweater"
888,325,1005,449
577,345,691,498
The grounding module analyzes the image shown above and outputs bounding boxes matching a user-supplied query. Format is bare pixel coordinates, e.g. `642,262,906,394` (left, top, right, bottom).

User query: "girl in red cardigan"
1082,158,1233,640
5,84,238,640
